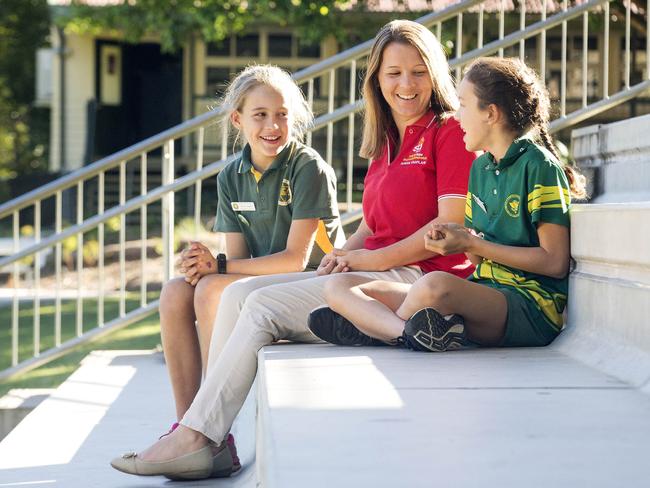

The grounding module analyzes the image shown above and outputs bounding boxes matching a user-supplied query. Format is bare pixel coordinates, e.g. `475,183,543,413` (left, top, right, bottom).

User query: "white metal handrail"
1,0,649,381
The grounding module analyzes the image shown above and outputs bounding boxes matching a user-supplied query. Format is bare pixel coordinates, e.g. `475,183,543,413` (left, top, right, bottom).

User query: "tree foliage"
58,0,359,53
0,0,50,187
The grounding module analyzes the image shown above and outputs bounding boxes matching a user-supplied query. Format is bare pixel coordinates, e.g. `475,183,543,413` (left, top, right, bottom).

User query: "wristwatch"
217,253,227,274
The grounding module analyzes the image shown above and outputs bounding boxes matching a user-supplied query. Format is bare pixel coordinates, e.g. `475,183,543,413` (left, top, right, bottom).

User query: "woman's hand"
316,251,350,275
424,223,473,256
178,241,217,286
316,252,336,275
331,248,380,272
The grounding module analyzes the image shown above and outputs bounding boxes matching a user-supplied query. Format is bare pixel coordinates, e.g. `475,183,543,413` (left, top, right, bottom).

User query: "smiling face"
455,78,491,153
377,42,433,131
231,84,291,170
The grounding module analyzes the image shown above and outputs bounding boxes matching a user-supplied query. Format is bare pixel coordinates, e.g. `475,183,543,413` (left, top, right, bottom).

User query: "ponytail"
465,57,588,200
537,126,586,199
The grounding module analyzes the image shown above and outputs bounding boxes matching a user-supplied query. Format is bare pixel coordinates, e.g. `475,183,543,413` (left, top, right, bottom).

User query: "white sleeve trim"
438,194,467,201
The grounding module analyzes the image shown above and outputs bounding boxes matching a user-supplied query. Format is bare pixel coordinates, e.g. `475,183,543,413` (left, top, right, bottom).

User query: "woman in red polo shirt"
110,19,476,479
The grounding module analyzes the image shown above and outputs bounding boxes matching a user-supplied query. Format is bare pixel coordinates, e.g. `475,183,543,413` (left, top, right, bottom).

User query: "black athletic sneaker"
402,308,471,352
308,307,386,347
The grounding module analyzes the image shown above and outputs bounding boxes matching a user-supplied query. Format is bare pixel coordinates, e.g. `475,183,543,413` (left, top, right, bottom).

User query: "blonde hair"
360,20,458,160
220,65,313,147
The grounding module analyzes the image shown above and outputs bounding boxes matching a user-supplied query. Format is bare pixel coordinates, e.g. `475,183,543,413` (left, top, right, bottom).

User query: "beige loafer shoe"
110,446,212,480
208,441,240,478
165,437,241,480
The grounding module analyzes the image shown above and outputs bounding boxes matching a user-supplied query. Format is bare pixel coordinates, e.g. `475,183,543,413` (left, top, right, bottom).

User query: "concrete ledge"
257,343,650,488
557,203,650,393
0,388,54,441
572,114,650,202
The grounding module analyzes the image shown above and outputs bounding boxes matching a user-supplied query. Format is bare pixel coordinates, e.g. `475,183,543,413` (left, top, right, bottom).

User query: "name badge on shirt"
231,202,256,212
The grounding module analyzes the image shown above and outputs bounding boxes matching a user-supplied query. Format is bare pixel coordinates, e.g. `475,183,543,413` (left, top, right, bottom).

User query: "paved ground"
0,350,256,488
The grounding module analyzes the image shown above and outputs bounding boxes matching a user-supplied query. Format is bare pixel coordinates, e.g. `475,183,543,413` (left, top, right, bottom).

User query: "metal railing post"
12,211,20,367
162,140,175,283
55,191,62,345
141,154,148,308
119,160,127,317
541,0,548,83
98,171,105,326
33,201,41,357
346,59,357,212
76,182,83,336
326,70,335,165
603,1,610,98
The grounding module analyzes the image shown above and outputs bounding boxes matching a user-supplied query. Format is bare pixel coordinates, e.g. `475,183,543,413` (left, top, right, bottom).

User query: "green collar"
484,137,533,170
237,140,296,174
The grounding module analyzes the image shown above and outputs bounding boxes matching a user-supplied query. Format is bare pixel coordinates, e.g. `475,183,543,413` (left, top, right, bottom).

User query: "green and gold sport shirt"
464,138,571,331
215,140,345,270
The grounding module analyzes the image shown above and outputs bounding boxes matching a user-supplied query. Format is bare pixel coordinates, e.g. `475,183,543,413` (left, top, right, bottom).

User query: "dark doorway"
92,41,182,160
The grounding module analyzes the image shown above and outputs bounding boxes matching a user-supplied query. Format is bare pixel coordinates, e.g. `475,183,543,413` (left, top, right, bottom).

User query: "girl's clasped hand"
177,242,216,286
423,223,473,256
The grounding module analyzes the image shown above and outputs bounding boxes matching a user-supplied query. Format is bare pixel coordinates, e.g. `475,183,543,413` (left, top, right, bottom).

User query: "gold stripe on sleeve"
527,185,570,213
315,220,334,254
465,192,473,223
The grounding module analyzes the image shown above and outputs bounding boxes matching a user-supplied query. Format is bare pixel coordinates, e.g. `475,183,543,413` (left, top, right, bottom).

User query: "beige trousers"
180,266,422,443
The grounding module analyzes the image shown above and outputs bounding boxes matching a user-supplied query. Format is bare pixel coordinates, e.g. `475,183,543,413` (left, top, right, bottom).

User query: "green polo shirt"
464,138,571,331
215,140,345,270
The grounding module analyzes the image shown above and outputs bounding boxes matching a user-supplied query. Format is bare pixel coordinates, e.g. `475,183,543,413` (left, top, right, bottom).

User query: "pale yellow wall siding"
49,32,95,172
65,34,95,171
49,27,61,172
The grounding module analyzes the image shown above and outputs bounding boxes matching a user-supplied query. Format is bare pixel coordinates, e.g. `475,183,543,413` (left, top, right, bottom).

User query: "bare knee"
409,271,455,310
160,277,194,315
194,274,229,305
323,274,358,309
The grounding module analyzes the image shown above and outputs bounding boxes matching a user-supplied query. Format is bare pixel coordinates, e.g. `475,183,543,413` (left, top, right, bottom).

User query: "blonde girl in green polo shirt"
152,65,342,474
311,57,586,352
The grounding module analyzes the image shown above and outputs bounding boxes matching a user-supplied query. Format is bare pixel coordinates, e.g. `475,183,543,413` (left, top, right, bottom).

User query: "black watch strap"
217,253,227,274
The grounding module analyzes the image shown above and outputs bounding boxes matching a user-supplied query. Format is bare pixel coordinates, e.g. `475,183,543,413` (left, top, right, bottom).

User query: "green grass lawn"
0,296,162,398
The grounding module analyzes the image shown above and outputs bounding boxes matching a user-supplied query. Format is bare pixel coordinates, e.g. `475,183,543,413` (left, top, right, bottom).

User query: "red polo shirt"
362,111,475,276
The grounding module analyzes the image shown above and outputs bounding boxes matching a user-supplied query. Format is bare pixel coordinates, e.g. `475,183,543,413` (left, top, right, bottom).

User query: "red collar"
408,111,437,129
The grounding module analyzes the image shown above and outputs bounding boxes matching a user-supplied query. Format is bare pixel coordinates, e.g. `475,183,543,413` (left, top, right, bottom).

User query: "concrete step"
256,343,650,488
0,350,257,487
0,388,54,441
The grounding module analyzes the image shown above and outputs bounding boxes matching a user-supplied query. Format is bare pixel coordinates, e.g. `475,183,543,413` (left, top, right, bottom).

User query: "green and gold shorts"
478,282,561,347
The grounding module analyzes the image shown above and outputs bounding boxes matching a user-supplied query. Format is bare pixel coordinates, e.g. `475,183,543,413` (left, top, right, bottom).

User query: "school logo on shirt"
412,137,425,153
400,137,428,165
504,194,521,217
278,179,292,206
